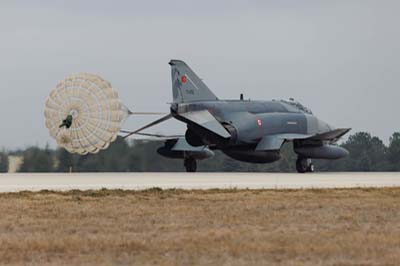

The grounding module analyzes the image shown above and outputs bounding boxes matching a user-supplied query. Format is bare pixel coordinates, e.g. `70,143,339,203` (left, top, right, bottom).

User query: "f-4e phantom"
123,60,350,173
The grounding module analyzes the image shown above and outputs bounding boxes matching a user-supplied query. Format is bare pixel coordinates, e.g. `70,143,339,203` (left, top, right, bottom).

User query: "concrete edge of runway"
0,172,400,192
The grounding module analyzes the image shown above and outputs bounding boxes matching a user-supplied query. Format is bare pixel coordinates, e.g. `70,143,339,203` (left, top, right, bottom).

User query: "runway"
0,172,399,192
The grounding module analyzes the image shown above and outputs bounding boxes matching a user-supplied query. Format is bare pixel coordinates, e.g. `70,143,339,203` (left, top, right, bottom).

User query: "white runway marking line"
0,172,399,192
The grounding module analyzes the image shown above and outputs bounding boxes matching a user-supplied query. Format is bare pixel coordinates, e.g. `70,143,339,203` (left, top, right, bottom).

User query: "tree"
339,132,387,171
0,151,8,173
19,147,54,172
55,148,78,172
9,131,400,173
128,140,183,172
75,137,133,172
388,132,400,170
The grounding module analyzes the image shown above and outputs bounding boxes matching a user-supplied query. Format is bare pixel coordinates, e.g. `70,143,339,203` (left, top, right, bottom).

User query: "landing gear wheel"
184,158,197,172
296,158,314,173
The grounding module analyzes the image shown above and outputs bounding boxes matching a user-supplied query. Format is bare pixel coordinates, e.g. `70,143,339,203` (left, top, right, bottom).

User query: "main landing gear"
296,157,315,173
184,157,197,172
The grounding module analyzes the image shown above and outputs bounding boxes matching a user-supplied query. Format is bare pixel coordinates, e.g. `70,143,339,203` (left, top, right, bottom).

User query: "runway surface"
0,172,399,192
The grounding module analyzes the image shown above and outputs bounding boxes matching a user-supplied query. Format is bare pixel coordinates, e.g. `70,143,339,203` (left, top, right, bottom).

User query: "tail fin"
169,60,218,103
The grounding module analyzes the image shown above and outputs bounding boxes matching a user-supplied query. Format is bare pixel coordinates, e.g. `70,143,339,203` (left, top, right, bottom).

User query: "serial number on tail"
185,89,195,95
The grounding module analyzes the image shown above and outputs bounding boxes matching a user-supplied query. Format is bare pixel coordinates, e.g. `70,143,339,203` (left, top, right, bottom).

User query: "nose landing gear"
184,157,197,172
296,157,315,173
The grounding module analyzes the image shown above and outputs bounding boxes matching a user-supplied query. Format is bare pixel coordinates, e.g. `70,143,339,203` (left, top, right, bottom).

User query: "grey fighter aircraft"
124,60,350,173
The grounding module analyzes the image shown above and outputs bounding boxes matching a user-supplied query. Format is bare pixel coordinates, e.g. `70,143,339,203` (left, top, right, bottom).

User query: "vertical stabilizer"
169,60,218,103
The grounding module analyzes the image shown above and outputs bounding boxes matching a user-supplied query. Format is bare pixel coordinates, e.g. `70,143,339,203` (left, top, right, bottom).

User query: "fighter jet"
124,60,350,173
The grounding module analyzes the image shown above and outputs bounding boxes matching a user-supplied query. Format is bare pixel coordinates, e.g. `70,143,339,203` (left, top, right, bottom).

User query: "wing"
256,129,351,151
256,134,311,151
307,128,351,141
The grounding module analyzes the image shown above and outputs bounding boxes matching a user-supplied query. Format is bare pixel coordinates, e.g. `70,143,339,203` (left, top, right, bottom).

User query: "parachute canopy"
44,73,129,155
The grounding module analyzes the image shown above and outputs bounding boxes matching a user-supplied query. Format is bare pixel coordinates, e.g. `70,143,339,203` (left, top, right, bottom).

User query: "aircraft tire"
296,157,312,173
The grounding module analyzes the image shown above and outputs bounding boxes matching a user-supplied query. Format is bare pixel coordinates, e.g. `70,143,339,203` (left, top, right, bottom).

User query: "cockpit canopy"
280,99,313,114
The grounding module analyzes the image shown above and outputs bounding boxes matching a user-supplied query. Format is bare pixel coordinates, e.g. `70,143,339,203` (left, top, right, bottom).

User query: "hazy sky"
0,0,399,149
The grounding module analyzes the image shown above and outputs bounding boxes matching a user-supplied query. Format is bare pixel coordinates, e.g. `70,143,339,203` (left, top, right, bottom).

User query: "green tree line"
1,131,399,173
0,150,8,173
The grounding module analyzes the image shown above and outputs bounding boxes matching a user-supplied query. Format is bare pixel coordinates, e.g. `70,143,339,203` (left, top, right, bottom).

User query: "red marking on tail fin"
181,75,187,84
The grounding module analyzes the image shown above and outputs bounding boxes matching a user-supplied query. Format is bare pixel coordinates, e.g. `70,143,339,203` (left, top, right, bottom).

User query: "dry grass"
0,188,400,266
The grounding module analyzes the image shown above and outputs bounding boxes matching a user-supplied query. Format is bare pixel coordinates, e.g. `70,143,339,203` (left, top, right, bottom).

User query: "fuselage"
171,99,332,145
169,99,336,163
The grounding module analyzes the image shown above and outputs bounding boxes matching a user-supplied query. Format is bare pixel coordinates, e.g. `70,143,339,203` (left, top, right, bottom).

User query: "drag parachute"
44,73,130,155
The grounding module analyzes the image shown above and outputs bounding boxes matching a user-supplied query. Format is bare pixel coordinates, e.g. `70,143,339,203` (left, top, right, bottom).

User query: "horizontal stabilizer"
180,110,231,138
158,137,214,160
172,138,208,151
